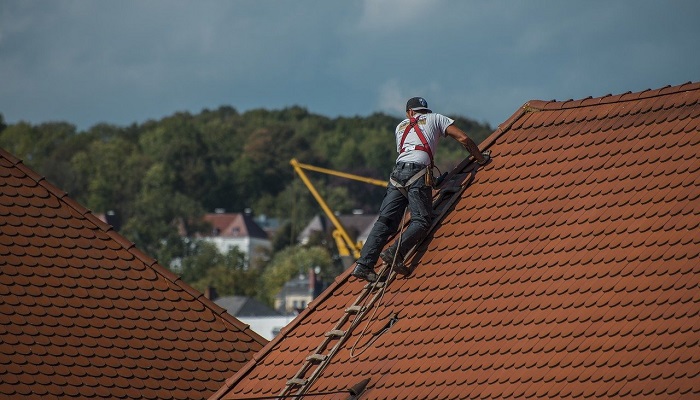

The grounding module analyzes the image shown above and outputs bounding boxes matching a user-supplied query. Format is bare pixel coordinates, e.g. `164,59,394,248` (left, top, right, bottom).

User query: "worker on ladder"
351,97,491,282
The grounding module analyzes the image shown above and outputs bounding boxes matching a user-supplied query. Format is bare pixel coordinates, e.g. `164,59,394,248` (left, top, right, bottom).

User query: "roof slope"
212,82,700,399
0,149,268,399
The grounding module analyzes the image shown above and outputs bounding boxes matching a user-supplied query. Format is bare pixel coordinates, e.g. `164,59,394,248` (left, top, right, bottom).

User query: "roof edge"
526,81,699,111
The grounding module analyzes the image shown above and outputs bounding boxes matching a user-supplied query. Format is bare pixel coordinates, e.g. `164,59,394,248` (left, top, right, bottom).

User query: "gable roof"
211,82,700,399
202,212,268,239
298,214,377,244
0,149,268,399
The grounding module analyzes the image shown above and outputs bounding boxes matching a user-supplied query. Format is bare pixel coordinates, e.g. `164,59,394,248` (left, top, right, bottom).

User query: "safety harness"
390,116,434,197
400,116,433,165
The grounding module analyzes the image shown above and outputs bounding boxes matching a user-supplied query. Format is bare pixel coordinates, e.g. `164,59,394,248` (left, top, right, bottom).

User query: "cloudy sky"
1,0,698,131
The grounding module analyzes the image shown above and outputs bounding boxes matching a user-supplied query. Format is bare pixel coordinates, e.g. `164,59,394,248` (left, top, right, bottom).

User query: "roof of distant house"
211,82,700,399
298,213,377,243
215,296,281,317
202,212,269,239
0,149,268,399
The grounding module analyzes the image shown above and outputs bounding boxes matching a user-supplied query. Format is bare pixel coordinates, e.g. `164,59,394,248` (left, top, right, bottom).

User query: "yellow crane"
290,158,387,259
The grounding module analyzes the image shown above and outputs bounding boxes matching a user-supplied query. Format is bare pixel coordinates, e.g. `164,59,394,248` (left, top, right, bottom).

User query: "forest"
0,108,492,306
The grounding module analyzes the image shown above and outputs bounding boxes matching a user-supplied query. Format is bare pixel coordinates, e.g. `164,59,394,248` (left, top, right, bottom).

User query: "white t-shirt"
394,113,454,165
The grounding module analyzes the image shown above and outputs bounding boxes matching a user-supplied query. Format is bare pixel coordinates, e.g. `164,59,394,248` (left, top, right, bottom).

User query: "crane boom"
292,160,388,187
291,158,387,259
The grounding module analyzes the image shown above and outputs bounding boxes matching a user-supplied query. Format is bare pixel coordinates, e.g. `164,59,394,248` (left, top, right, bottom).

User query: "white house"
197,211,271,264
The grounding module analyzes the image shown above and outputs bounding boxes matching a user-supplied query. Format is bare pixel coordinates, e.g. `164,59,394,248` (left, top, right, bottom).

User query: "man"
351,97,490,282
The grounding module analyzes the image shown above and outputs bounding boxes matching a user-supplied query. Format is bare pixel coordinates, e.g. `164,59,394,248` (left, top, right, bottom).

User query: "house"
0,148,267,399
298,213,378,247
210,82,700,399
197,210,271,264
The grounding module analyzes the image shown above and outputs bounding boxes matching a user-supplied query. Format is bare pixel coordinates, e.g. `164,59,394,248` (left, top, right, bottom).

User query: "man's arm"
445,124,488,164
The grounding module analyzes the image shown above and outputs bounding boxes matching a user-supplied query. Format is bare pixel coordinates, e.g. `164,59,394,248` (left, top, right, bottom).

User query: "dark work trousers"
356,162,433,269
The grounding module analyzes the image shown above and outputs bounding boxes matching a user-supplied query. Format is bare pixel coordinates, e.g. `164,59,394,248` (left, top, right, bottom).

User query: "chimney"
204,286,218,301
309,268,316,294
309,267,323,298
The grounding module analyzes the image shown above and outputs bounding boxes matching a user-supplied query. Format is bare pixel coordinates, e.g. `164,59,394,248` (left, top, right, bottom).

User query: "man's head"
405,97,432,114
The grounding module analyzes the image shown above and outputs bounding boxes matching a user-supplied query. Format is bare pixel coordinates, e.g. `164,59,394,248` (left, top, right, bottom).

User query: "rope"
348,208,409,358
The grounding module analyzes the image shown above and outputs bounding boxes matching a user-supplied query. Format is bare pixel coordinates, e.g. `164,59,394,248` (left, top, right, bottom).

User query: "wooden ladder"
277,266,395,398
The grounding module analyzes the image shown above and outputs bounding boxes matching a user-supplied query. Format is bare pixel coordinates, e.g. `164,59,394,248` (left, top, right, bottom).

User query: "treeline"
0,107,492,302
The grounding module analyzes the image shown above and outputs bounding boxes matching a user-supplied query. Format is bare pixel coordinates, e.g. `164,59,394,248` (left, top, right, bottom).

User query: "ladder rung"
345,305,364,314
306,353,327,362
287,378,307,386
325,329,345,337
365,281,385,289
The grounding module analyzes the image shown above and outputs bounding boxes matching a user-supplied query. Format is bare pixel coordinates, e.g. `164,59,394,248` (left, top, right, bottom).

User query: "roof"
0,149,268,399
211,82,700,399
202,212,268,239
215,296,281,317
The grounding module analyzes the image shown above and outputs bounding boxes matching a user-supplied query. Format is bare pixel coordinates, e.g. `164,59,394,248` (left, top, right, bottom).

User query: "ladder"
278,166,477,398
277,265,395,398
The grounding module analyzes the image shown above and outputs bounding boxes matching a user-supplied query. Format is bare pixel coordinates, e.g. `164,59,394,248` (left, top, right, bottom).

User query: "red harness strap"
400,117,434,166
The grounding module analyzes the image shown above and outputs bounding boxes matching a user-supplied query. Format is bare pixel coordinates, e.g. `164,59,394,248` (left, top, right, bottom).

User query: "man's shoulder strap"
399,116,434,166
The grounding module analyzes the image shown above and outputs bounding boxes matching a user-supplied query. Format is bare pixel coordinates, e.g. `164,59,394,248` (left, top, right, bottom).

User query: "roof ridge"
526,81,700,112
0,147,268,348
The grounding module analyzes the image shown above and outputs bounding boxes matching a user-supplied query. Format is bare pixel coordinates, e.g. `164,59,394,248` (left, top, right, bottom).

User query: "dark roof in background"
298,214,377,243
202,212,268,240
0,149,268,400
215,296,281,317
211,82,700,399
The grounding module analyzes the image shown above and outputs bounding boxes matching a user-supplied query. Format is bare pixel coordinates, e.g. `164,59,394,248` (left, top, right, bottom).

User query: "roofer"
351,97,490,282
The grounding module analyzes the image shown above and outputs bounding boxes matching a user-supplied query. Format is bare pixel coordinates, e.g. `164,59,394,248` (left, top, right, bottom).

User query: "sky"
1,0,698,131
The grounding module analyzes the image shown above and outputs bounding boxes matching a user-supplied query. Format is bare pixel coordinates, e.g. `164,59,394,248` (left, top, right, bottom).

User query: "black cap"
405,97,431,113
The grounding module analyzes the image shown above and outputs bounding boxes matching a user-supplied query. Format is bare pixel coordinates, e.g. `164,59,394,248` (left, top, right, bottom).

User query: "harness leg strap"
389,168,427,198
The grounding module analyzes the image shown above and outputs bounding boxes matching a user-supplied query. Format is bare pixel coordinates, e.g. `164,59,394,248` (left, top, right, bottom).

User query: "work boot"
380,249,410,276
351,264,378,283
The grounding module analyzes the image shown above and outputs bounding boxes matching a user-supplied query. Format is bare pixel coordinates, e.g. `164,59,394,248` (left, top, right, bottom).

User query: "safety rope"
348,208,409,358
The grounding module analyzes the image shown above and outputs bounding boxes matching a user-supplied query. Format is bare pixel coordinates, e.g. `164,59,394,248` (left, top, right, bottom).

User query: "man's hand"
477,150,491,166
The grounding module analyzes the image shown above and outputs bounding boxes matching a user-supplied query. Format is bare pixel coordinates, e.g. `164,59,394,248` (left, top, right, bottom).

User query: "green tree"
71,136,147,219
179,243,262,298
139,113,215,203
121,163,205,266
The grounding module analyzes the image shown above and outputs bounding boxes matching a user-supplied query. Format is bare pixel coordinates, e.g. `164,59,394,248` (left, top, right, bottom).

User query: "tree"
180,243,262,298
121,163,206,266
138,113,216,203
72,136,147,219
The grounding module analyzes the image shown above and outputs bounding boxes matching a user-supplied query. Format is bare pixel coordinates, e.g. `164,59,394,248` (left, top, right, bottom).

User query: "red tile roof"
211,82,700,399
202,213,268,239
0,149,268,399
